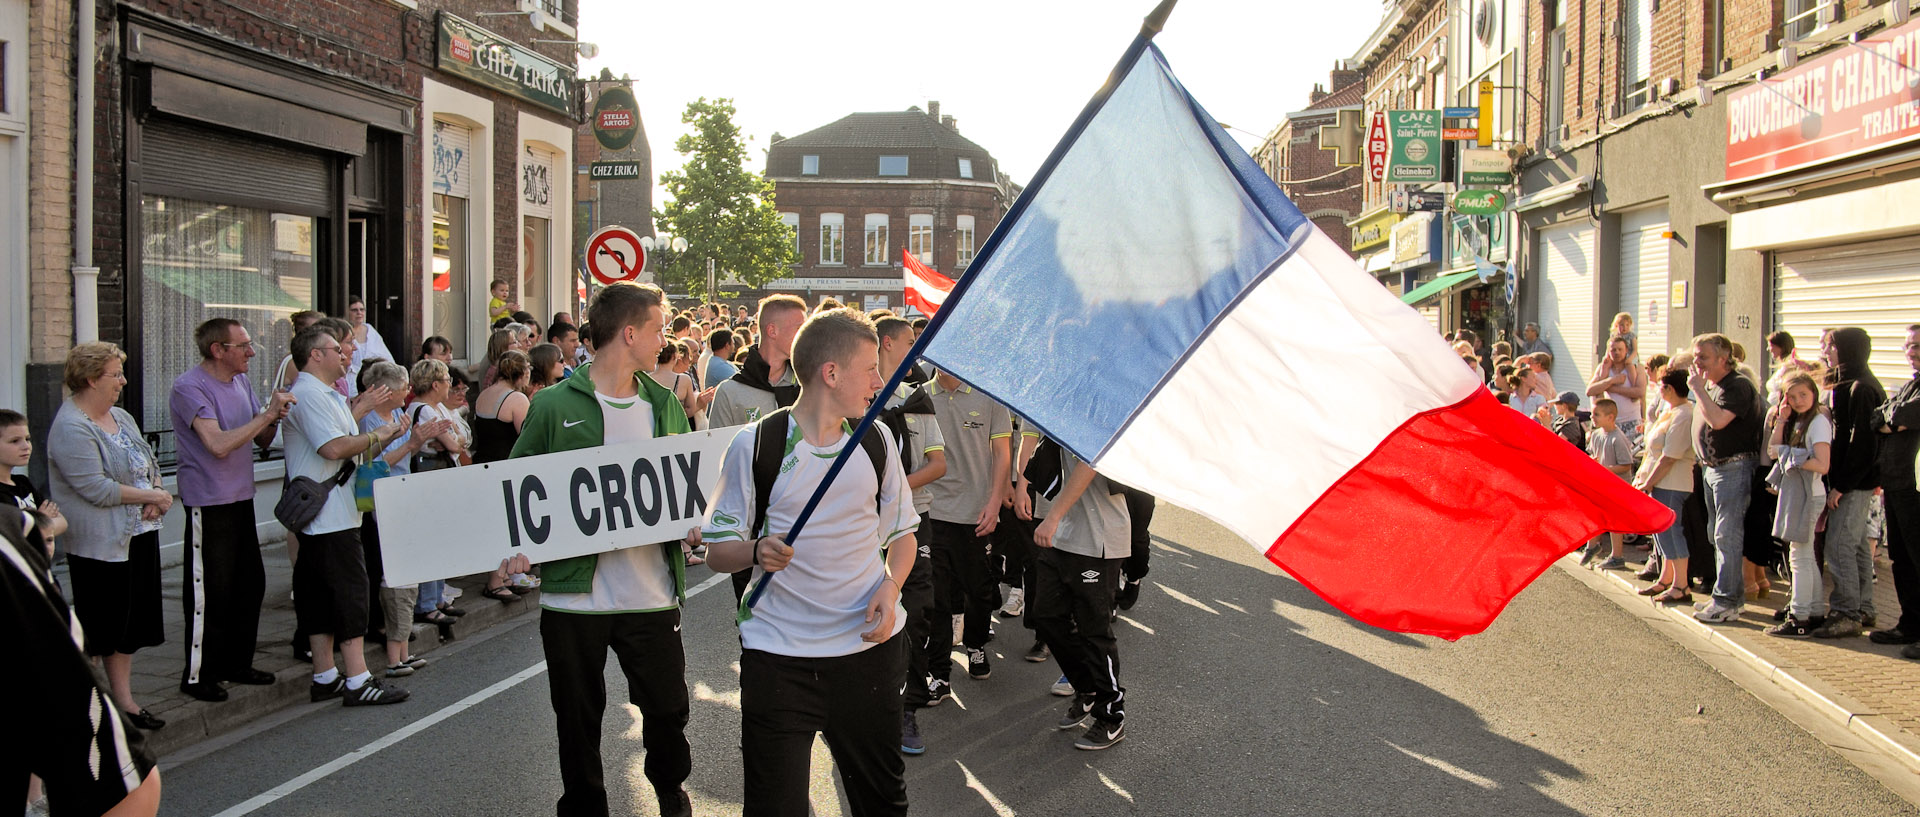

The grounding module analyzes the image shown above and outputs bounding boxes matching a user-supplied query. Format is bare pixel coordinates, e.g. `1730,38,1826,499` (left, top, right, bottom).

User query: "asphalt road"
157,505,1918,816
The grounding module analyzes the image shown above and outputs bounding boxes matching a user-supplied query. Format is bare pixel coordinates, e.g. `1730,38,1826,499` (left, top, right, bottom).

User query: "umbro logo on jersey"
1080,570,1102,583
563,419,586,428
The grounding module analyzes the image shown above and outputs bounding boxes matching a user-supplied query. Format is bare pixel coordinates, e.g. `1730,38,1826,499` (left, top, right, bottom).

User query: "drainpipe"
72,0,98,343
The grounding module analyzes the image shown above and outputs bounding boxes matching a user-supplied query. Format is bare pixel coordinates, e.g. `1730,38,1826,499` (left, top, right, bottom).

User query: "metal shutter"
1774,234,1920,392
1419,304,1441,332
142,119,331,212
1618,206,1670,358
431,120,474,199
522,146,558,220
1538,221,1596,401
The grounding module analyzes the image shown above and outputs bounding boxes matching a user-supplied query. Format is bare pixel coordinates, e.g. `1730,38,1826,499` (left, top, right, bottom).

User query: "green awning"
146,263,306,313
1398,269,1481,306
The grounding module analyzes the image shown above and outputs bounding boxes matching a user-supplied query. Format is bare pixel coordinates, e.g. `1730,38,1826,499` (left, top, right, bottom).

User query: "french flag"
918,36,1672,638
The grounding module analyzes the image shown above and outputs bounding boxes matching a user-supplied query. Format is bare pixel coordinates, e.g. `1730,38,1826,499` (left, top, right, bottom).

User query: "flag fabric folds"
902,250,954,315
920,42,1672,639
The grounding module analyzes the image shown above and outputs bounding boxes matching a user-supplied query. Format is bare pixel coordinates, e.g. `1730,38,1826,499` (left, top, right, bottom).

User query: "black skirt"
67,531,167,657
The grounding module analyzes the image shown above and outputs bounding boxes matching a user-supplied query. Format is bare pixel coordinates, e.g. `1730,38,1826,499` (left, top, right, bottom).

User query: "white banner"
373,428,739,586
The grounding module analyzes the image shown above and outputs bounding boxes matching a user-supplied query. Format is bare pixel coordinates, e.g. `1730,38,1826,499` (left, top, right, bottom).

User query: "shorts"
379,585,419,645
292,528,370,641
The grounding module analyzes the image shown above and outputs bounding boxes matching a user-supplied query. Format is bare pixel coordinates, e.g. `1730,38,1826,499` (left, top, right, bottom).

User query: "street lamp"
638,235,691,296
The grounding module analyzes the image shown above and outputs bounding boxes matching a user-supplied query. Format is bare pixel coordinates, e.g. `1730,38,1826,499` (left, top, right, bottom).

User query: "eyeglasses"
215,341,260,352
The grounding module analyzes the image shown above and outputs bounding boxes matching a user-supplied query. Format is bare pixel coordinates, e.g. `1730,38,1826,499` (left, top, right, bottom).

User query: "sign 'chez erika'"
435,12,574,117
1725,15,1920,183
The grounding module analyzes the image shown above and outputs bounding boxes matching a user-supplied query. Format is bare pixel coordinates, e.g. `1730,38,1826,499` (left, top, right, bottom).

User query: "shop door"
1617,206,1670,359
1774,234,1920,391
1537,221,1596,401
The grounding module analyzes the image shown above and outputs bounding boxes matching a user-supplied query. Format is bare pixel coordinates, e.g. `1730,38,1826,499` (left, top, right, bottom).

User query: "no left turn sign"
585,226,646,285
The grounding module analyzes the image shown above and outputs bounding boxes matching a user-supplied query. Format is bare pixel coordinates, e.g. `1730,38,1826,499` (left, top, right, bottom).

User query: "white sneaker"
1000,588,1026,617
1694,601,1743,623
444,586,464,601
1050,675,1075,696
952,614,964,646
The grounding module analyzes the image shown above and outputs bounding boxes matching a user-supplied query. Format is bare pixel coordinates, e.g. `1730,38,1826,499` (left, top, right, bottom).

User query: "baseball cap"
1554,391,1580,407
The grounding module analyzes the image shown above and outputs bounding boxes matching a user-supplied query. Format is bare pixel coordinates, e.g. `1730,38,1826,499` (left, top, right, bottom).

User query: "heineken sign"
593,86,639,151
435,13,573,117
1386,110,1442,183
1451,189,1508,216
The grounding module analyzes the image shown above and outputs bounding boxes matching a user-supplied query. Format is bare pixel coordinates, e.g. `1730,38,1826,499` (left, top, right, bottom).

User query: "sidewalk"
1574,542,1920,771
56,540,540,760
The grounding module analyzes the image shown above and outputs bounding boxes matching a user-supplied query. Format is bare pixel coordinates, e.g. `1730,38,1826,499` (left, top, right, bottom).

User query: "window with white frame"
780,212,799,262
878,156,908,176
520,145,558,324
956,215,976,267
957,158,973,179
819,213,844,265
801,155,819,175
1620,0,1653,112
1784,0,1832,42
1546,28,1567,141
863,213,890,265
430,120,474,357
908,213,933,264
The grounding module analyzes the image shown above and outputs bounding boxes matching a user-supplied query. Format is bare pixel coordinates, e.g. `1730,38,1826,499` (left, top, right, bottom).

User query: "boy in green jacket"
509,281,694,817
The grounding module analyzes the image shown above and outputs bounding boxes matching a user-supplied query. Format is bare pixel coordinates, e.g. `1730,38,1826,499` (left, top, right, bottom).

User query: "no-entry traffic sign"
585,226,646,285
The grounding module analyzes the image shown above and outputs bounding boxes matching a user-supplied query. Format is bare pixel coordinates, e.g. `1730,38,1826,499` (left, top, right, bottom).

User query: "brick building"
1253,63,1365,254
762,101,1015,312
16,0,588,547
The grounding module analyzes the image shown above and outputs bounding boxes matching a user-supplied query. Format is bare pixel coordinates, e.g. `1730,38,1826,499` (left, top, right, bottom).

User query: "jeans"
1823,490,1876,620
1786,540,1829,620
1702,461,1754,606
415,580,445,614
1649,488,1691,561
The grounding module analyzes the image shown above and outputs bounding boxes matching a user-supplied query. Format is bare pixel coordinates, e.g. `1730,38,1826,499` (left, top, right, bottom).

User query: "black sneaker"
901,710,926,756
925,678,952,707
1116,579,1142,611
967,648,992,680
1074,719,1125,751
1765,617,1816,638
1024,641,1051,663
657,787,693,817
341,677,410,706
310,677,346,702
1870,628,1920,645
1056,696,1093,730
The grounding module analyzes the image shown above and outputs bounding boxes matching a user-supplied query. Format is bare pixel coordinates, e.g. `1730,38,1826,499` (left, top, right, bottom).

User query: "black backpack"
749,408,889,540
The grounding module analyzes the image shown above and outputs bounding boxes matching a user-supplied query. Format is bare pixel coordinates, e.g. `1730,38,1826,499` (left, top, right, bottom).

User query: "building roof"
772,108,991,154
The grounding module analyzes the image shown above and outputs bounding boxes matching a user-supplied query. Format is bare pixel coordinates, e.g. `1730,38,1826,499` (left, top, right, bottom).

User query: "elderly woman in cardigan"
49,342,176,731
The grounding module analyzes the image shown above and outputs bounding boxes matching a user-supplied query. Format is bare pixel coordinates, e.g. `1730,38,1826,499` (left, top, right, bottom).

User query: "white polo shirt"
282,372,362,535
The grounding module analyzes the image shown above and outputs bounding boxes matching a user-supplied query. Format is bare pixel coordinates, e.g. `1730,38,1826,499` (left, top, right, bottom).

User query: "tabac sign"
1725,16,1920,183
436,13,574,117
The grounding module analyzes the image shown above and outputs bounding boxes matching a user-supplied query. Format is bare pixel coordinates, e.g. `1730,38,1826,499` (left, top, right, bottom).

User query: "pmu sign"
1365,111,1389,182
373,432,734,586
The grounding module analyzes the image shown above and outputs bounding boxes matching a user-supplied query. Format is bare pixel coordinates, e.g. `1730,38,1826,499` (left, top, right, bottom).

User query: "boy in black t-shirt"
0,410,64,547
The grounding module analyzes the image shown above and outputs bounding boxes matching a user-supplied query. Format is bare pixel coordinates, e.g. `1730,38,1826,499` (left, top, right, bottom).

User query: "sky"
575,0,1387,210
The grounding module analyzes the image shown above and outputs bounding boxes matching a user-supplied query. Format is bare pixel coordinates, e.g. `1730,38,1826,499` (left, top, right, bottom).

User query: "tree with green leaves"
654,98,795,300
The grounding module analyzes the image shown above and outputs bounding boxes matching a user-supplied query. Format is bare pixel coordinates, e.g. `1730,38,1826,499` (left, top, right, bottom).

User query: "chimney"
928,100,941,120
942,115,957,131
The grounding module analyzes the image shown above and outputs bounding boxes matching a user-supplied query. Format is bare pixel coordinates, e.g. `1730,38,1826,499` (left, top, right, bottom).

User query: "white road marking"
1154,582,1219,615
1091,765,1134,802
1383,740,1498,789
694,681,741,710
1215,600,1247,614
1117,614,1155,635
957,760,1017,816
210,570,733,817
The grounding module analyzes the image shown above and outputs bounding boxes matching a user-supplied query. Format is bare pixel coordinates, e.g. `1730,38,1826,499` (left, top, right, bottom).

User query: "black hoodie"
1825,327,1885,493
727,344,800,409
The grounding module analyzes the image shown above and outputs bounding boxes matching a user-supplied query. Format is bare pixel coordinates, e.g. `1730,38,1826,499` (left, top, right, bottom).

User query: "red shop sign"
1724,17,1920,183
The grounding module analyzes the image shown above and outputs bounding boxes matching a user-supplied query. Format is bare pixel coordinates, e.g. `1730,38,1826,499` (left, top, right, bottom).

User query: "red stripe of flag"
902,249,954,315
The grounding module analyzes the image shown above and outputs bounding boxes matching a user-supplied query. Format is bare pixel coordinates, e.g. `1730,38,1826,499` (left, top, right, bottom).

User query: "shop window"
431,193,468,357
140,196,314,463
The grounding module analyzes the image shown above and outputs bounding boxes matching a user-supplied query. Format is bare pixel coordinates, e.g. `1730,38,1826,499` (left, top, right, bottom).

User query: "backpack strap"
750,408,792,541
858,423,887,493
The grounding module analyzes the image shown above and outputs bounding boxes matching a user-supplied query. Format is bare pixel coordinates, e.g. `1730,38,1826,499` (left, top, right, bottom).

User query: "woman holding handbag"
48,342,173,730
404,359,469,474
358,361,456,671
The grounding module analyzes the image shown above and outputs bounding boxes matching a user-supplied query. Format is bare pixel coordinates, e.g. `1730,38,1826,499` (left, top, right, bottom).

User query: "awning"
1512,176,1592,212
1399,269,1480,306
1357,250,1392,273
146,263,306,313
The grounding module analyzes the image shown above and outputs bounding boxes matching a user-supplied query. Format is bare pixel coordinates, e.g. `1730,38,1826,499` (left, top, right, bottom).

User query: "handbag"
274,460,355,531
354,459,391,512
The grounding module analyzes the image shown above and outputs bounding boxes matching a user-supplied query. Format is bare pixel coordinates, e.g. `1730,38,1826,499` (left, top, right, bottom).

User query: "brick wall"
28,0,74,363
770,180,1003,280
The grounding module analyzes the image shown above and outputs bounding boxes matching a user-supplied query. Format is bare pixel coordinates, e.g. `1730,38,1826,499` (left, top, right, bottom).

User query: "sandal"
1636,582,1670,596
483,585,521,603
437,603,468,617
1652,587,1691,604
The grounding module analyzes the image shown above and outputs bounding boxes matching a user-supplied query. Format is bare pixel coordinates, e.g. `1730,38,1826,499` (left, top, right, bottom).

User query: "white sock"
344,671,373,690
313,667,340,685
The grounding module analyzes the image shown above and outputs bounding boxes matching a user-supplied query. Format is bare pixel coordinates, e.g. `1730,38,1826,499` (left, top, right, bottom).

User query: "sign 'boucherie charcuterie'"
436,12,574,117
1725,16,1920,183
373,429,737,586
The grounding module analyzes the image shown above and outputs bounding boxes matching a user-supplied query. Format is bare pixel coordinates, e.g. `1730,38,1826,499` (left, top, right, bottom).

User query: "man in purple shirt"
169,318,294,702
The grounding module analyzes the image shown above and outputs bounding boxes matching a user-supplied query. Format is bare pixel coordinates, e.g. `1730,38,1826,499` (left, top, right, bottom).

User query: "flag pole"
742,0,1180,612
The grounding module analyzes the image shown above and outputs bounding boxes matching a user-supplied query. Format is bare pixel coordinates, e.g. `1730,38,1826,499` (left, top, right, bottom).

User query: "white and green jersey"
703,420,917,657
